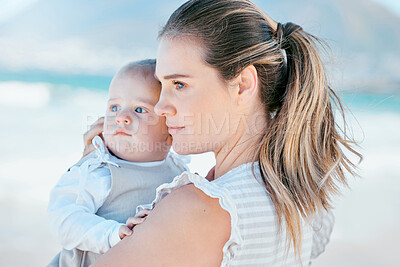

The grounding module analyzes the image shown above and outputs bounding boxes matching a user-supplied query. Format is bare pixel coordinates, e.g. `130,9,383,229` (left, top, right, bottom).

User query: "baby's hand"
118,225,133,240
125,208,151,230
118,209,151,240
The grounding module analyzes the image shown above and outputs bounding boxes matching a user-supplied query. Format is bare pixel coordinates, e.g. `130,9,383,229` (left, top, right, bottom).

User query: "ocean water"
0,79,399,266
342,92,400,113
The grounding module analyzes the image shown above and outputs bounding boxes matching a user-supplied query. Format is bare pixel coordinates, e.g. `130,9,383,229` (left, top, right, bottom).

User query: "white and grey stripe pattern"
151,162,333,266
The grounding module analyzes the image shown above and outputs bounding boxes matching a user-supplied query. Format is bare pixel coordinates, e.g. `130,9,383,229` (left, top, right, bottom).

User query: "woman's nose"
154,91,177,117
115,112,132,125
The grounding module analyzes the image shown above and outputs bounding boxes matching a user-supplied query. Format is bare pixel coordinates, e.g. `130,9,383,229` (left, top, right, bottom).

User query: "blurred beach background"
0,0,399,266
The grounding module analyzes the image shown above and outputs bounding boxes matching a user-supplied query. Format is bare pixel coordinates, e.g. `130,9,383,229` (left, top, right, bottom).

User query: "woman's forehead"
155,38,207,79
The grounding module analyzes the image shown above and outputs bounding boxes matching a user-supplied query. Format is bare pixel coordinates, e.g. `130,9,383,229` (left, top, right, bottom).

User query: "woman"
89,0,361,265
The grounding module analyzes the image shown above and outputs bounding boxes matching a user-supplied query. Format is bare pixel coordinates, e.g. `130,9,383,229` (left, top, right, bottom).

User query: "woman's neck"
213,111,266,179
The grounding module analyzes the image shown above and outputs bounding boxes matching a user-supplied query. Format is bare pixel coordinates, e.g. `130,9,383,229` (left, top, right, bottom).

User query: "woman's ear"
236,65,258,106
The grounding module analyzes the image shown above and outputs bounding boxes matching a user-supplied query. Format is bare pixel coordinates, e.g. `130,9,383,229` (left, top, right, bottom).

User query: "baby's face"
103,72,171,162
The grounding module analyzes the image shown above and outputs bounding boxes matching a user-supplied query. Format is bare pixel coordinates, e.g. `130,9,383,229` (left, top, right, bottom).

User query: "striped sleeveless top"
148,162,334,266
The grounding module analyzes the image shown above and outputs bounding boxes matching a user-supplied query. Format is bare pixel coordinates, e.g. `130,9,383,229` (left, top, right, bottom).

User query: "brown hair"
160,0,362,259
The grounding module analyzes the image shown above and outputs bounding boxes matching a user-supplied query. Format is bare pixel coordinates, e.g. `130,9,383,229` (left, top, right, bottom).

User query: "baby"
47,59,188,267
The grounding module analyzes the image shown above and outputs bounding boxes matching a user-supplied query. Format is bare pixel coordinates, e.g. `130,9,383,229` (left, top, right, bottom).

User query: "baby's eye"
111,105,120,112
135,107,147,113
173,81,185,90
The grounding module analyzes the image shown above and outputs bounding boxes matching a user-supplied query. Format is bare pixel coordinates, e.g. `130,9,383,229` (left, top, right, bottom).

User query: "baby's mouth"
114,129,132,136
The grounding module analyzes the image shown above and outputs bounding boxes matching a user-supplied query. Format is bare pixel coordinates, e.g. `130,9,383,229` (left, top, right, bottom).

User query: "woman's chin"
172,140,207,155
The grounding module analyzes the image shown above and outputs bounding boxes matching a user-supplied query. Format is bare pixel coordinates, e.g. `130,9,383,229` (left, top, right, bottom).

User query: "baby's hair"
117,59,157,82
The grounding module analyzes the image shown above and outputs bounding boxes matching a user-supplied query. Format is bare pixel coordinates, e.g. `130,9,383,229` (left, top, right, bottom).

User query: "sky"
2,0,399,21
0,0,399,83
372,0,400,15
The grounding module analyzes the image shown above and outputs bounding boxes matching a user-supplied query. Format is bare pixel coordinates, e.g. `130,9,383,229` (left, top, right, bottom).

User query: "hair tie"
275,22,303,47
275,22,302,67
275,23,284,48
282,22,303,39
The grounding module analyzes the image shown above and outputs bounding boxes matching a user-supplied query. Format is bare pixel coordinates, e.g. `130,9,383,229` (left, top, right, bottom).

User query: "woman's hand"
82,116,104,157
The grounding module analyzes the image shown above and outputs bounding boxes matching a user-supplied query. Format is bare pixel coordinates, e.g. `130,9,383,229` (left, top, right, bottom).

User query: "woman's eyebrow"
155,74,192,80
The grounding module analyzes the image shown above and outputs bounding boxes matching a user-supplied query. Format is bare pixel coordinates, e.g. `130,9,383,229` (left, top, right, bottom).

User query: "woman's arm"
93,184,231,267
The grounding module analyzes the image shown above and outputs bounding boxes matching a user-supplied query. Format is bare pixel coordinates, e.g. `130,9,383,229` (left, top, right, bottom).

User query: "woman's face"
155,38,237,155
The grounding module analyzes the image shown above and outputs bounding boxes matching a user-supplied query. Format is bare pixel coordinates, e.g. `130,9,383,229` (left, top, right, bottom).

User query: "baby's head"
103,59,171,162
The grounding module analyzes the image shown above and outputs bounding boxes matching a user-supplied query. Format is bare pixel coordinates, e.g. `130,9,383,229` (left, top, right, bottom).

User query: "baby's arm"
47,161,126,254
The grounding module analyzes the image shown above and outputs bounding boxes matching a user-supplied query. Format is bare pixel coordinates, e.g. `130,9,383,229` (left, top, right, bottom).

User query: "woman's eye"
111,105,120,112
135,107,147,113
173,81,185,90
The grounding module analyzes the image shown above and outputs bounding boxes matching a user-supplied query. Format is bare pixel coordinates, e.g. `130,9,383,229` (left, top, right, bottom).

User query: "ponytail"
257,22,362,257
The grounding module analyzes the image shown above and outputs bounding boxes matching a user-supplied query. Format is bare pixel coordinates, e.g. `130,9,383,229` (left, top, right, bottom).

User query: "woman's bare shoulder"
93,184,231,267
165,183,229,215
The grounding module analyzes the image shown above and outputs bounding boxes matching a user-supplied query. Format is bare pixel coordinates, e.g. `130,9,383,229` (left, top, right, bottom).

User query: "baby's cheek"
147,115,164,128
140,126,159,143
103,116,114,134
141,117,167,138
103,134,113,150
152,123,169,143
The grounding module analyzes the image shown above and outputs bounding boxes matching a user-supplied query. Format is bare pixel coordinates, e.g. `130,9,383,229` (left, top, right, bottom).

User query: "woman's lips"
167,126,185,134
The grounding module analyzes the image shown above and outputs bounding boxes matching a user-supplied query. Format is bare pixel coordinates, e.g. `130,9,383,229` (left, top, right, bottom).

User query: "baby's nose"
115,113,132,125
